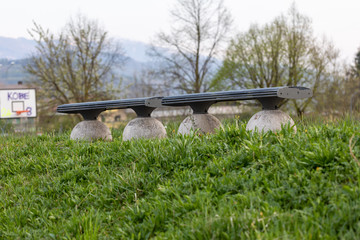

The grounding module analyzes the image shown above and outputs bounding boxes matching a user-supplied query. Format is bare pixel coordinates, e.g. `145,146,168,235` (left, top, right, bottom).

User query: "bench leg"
123,117,167,141
246,110,296,133
70,120,112,141
178,114,222,135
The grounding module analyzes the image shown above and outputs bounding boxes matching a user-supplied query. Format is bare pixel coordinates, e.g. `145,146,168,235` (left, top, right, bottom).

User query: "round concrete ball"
178,114,222,135
70,120,112,141
246,110,296,133
123,117,167,141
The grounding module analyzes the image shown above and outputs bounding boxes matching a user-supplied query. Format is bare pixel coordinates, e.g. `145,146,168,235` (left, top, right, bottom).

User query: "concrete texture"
246,110,296,133
178,114,222,135
70,120,112,141
123,117,167,141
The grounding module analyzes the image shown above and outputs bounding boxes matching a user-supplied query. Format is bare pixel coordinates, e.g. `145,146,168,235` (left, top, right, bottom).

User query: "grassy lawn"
0,118,360,239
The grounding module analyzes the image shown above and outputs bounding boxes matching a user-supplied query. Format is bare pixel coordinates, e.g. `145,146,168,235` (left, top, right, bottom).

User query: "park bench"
162,86,312,134
57,97,163,120
57,97,164,141
57,86,312,140
162,86,311,112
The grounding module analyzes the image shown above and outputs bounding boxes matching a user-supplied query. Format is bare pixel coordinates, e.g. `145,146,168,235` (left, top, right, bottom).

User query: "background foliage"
25,15,126,122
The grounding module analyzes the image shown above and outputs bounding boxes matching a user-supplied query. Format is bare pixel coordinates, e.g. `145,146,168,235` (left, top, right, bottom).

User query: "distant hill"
0,36,151,63
0,37,36,59
120,39,152,63
0,36,154,85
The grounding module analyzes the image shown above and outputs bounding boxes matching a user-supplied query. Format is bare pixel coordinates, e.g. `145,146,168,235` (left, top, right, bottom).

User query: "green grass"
1,118,360,239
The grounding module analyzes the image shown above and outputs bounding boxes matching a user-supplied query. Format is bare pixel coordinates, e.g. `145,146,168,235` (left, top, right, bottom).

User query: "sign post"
0,89,37,119
0,89,37,133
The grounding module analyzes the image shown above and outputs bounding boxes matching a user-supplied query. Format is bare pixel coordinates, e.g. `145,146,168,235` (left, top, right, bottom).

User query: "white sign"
0,89,37,118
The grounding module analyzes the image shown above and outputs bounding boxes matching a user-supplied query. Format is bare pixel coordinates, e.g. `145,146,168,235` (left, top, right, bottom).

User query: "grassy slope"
0,119,360,239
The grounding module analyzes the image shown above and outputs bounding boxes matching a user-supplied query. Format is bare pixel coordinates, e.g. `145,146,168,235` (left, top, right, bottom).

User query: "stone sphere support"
70,120,112,141
122,117,167,141
246,109,296,133
178,113,222,135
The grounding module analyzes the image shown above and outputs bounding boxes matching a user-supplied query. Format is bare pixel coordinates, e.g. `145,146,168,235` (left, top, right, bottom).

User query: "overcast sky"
1,0,359,62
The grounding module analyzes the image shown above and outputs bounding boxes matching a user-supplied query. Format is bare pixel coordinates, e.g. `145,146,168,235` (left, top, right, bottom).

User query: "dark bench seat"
162,86,312,113
57,97,162,120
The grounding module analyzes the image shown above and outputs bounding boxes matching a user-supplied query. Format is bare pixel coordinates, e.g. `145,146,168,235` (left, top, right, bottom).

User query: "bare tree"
25,15,126,109
128,69,171,98
149,0,232,93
